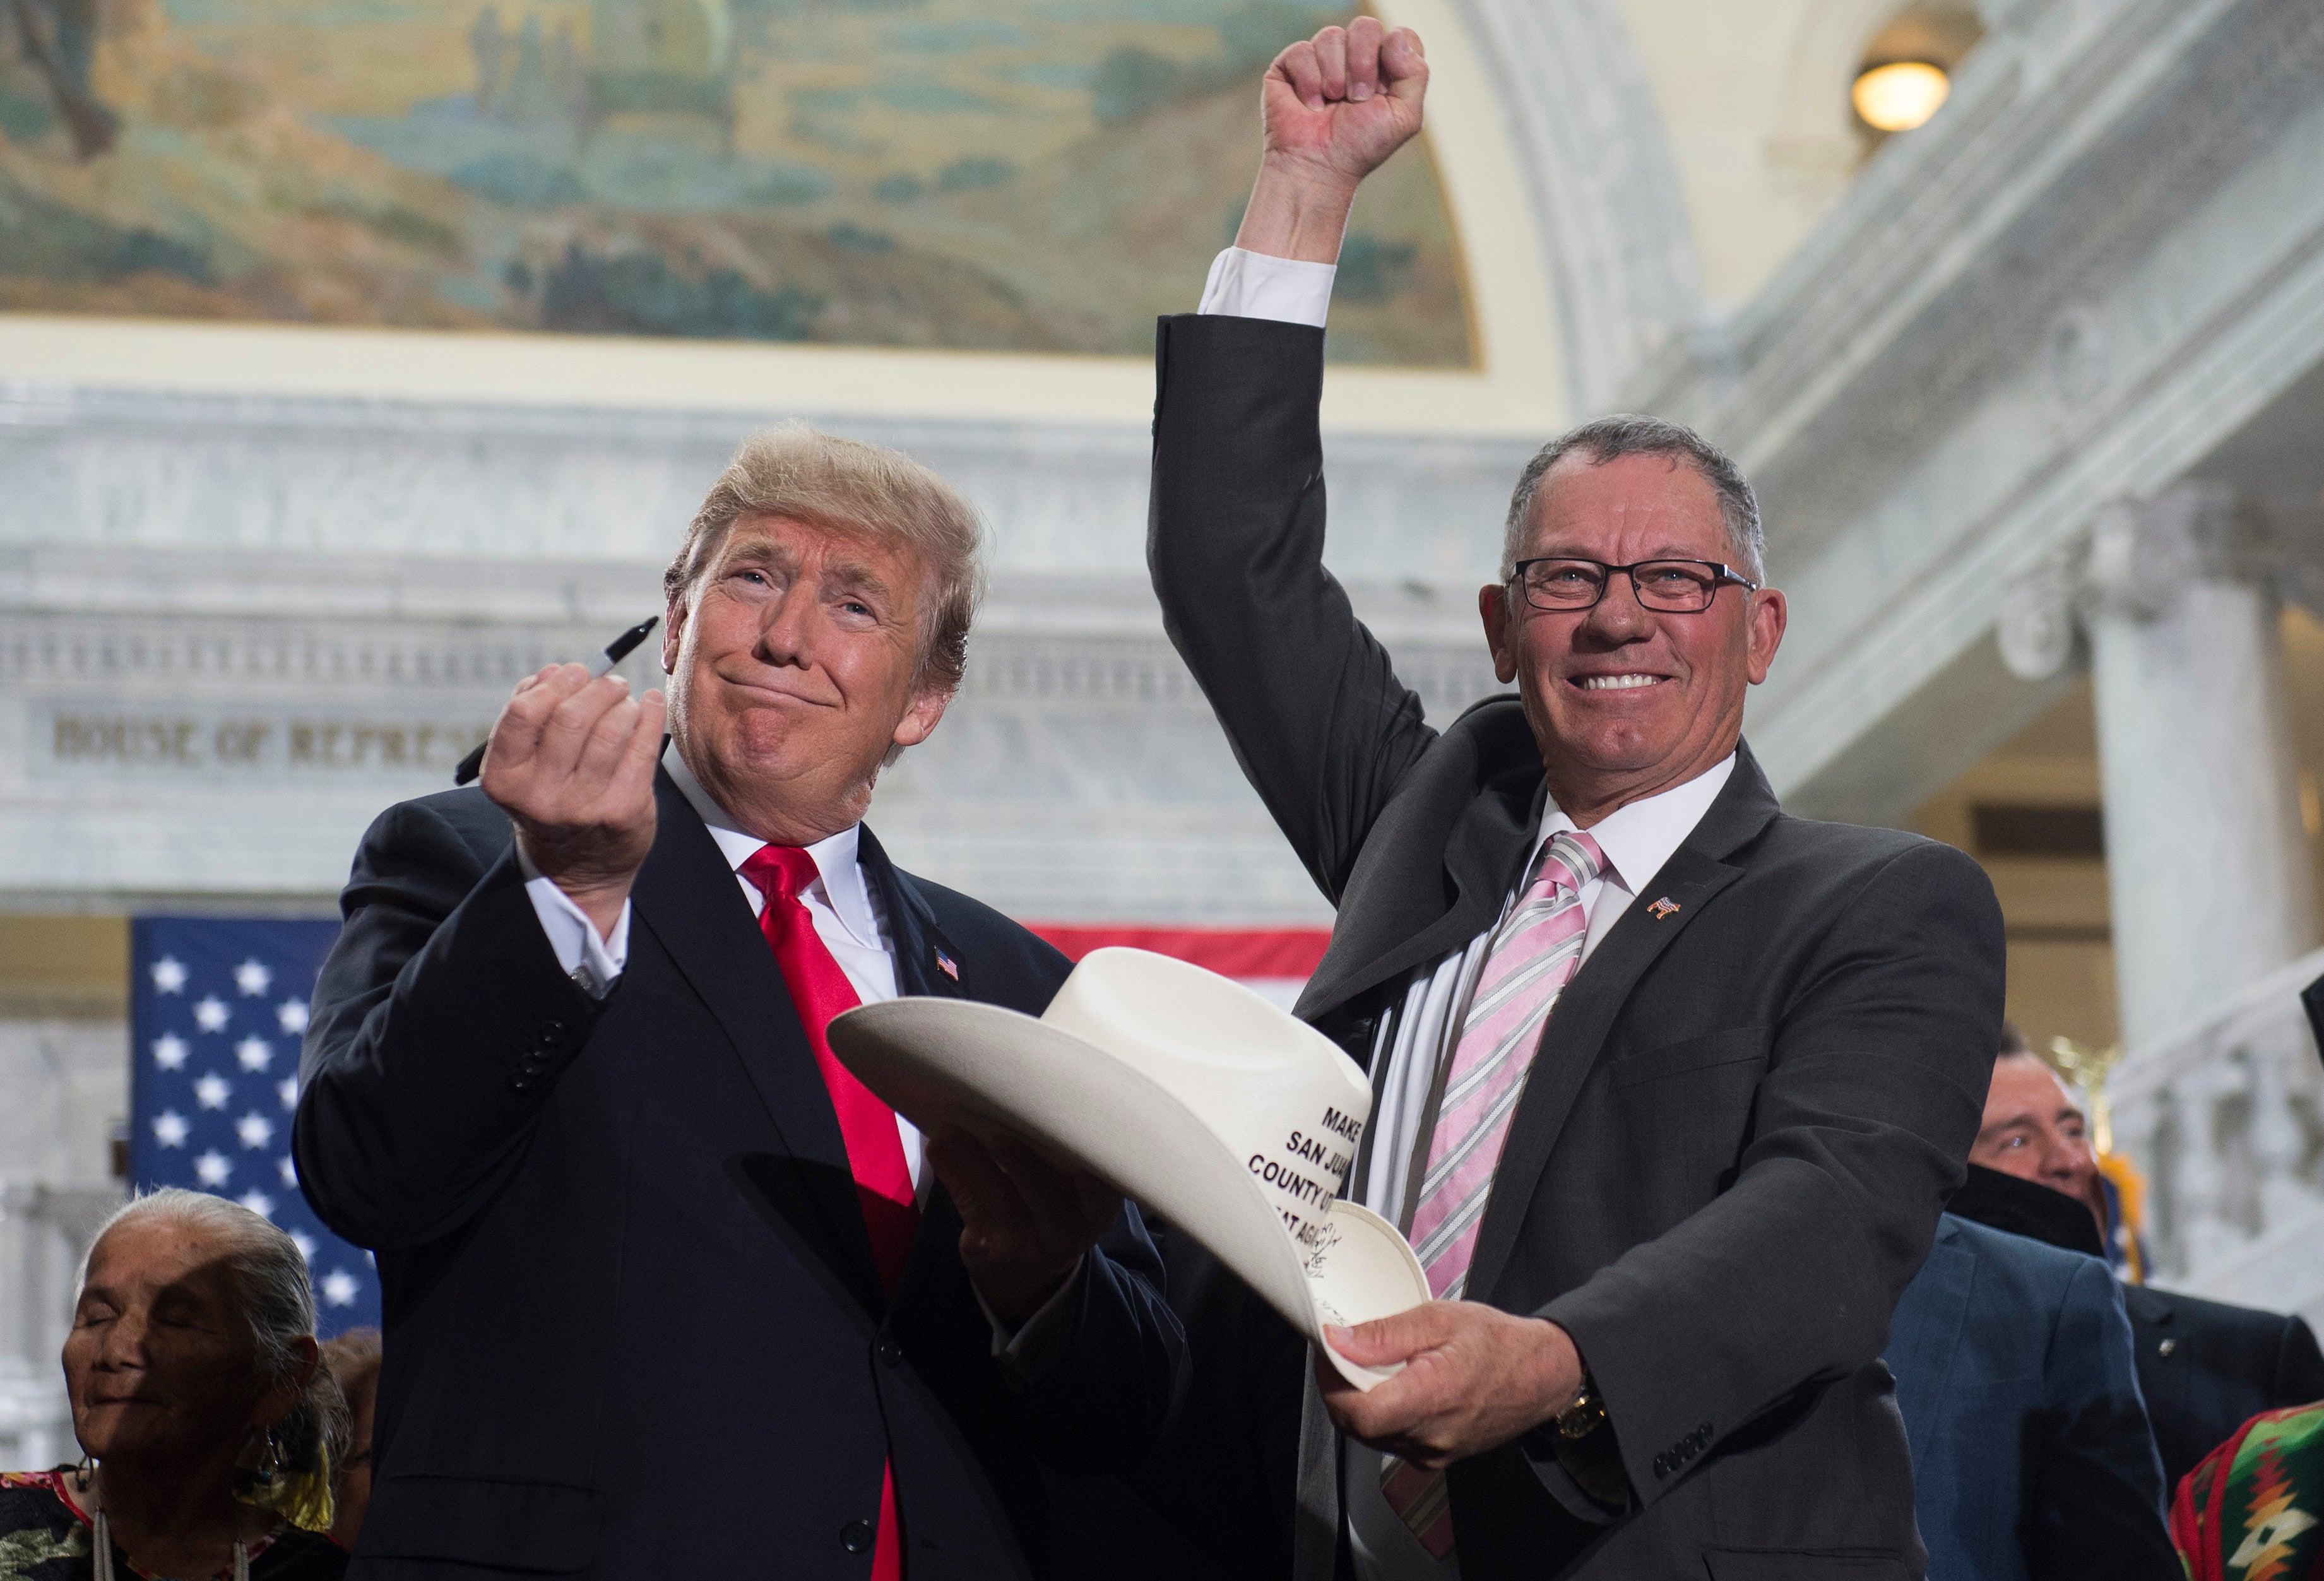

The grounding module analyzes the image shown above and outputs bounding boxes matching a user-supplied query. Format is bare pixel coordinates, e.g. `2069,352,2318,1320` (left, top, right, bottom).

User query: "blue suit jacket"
1883,1215,2179,1581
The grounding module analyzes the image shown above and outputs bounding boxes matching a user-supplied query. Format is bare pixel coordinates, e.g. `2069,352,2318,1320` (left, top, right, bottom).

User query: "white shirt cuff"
976,1255,1086,1383
523,873,629,1000
1199,247,1336,327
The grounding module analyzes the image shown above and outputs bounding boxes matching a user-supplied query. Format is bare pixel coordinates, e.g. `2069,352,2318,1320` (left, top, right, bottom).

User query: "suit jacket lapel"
1468,746,1781,1305
629,767,885,1313
858,826,968,1005
857,827,976,1311
1296,764,1541,1029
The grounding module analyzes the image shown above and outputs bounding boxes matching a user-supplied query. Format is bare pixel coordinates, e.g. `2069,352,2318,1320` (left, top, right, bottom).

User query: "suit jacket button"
877,1336,904,1368
507,1075,533,1092
841,1518,875,1554
2158,1337,2177,1357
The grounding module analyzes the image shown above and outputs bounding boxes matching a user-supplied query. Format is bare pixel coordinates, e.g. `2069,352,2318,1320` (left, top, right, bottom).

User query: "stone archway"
1449,0,1707,413
1767,0,1990,213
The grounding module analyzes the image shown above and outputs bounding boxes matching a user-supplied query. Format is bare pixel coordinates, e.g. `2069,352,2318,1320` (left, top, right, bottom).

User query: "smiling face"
1479,452,1786,826
64,1218,274,1468
662,513,951,844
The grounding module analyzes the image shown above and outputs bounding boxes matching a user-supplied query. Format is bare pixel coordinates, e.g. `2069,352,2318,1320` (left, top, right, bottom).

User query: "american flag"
1022,925,1331,1011
129,916,379,1336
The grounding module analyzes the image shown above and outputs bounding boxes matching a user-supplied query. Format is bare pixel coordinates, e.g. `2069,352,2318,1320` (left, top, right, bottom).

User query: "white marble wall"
0,387,1521,918
1635,0,2324,831
0,1021,126,1471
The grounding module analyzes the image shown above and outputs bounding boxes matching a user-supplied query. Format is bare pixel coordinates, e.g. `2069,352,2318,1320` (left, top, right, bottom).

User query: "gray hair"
663,422,987,696
84,1189,347,1479
1501,414,1765,583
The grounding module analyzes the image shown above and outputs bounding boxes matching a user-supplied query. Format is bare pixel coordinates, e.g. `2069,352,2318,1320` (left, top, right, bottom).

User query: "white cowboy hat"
827,947,1429,1390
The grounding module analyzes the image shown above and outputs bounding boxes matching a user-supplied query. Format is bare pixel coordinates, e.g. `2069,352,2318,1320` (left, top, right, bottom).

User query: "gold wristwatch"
1554,1373,1608,1440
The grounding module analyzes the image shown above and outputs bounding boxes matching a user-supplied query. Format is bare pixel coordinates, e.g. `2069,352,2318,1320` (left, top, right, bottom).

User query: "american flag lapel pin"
935,949,960,981
1648,897,1682,921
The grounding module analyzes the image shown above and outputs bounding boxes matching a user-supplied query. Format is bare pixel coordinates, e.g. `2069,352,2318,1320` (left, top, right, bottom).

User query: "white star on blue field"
131,918,378,1335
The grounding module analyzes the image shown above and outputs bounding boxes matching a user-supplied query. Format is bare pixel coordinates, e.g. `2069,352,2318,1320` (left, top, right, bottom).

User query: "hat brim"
829,996,1426,1391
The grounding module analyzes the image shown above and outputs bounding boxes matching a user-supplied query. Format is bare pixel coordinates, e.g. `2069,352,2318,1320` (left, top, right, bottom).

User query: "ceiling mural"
0,0,1471,364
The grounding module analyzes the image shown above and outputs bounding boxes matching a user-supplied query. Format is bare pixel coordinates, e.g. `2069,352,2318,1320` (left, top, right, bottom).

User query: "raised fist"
1261,17,1428,191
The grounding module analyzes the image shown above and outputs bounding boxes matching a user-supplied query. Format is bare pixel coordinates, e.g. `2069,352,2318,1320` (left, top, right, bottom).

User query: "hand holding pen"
461,616,663,942
454,617,659,786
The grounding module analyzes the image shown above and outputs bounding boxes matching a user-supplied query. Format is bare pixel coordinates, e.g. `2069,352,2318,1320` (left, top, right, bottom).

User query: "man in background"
1962,1034,2324,1491
1883,1211,2177,1580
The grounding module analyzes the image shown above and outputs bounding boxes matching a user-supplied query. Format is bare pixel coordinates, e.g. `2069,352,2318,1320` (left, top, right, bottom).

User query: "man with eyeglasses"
1142,17,2007,1581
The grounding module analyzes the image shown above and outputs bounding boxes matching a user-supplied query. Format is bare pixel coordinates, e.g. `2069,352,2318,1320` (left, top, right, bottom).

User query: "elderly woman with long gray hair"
0,1188,350,1579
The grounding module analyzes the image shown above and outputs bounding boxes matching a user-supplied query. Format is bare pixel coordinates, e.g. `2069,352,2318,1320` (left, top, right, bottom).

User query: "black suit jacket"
295,769,1187,1579
2122,1285,2324,1492
1147,312,2007,1580
1945,1164,2324,1494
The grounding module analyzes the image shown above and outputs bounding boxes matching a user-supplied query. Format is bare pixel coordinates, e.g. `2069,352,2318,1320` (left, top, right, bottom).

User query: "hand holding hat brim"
829,993,1428,1390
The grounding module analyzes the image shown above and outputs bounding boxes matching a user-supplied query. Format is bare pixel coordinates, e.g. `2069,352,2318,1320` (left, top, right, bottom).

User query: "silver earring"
254,1430,283,1487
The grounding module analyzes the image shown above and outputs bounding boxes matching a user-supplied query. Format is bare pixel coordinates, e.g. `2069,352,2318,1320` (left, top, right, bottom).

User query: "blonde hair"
663,423,987,695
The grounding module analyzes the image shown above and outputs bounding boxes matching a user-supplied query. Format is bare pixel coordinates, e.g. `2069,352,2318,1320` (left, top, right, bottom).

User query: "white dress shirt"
1204,241,1734,1579
1200,245,1339,325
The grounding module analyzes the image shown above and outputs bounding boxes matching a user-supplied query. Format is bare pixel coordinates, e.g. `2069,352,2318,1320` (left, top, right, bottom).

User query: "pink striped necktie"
1380,827,1606,1560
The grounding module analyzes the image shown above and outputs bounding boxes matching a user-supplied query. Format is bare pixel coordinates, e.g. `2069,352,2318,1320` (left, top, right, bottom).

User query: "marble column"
2085,484,2318,1050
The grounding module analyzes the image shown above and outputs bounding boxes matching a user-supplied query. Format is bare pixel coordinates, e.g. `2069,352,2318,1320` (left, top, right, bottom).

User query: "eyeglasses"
1509,557,1760,613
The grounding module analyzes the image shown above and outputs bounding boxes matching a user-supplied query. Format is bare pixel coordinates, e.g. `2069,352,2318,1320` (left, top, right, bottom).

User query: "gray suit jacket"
1148,312,2007,1580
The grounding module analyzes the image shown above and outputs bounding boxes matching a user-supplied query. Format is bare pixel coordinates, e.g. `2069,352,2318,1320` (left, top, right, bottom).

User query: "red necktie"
738,844,917,1581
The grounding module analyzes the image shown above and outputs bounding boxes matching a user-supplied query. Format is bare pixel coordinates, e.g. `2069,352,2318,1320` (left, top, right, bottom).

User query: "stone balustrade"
2106,946,2324,1325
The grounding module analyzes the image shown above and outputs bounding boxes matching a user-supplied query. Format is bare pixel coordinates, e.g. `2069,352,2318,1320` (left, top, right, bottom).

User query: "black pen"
454,616,660,786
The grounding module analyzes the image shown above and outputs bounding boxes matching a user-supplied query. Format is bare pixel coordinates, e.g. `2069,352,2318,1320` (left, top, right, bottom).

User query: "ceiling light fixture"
1853,60,1951,133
